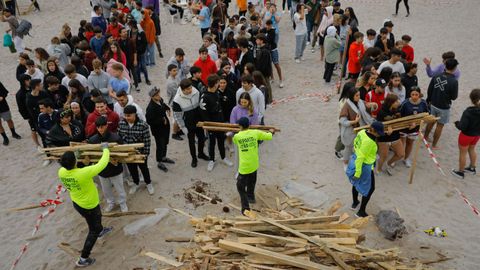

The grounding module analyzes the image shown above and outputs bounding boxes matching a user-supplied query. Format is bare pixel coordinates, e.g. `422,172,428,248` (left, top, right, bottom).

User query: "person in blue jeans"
198,0,211,37
128,20,151,88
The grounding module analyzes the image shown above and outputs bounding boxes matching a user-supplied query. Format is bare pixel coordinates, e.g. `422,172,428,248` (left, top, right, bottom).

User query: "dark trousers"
187,127,206,160
208,131,226,161
128,64,139,87
396,0,410,14
136,52,149,82
201,28,209,37
238,10,246,16
352,170,376,214
324,62,336,83
73,202,103,259
153,134,168,162
169,5,184,18
127,160,151,185
236,171,257,212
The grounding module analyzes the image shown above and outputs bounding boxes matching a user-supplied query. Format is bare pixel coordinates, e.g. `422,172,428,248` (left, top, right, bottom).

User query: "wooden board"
143,251,183,267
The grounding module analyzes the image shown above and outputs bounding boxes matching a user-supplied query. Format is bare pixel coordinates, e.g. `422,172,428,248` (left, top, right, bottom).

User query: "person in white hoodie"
114,91,146,121
236,74,265,124
316,6,333,61
88,59,113,108
47,37,71,70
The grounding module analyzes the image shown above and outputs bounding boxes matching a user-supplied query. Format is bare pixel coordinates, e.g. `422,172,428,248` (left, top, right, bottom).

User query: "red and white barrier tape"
9,185,66,270
455,188,480,217
418,131,446,176
270,92,331,107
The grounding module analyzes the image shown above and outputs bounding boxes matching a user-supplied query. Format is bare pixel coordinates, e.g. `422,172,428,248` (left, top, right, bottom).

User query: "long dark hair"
34,48,50,61
345,7,358,26
105,42,124,62
238,92,254,116
339,82,355,101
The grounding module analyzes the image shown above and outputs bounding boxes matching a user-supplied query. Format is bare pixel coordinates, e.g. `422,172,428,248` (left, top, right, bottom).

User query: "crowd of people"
0,0,479,267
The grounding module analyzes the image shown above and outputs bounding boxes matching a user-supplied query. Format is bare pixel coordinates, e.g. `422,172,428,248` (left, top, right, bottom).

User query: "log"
234,216,340,227
102,210,156,217
165,237,193,242
218,240,336,270
198,121,280,131
409,121,425,184
143,251,183,267
58,242,80,257
7,204,43,212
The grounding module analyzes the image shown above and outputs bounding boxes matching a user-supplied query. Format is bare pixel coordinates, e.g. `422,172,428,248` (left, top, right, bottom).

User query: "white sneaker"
311,48,315,53
207,161,215,172
279,81,284,88
129,185,138,194
42,160,52,167
222,158,233,167
146,184,154,195
306,41,310,45
180,20,187,25
403,159,412,168
300,57,305,61
295,59,300,64
104,203,115,213
120,203,128,212
126,179,134,186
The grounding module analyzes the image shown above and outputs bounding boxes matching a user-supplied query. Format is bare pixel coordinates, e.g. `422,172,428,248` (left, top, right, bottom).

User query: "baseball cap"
371,121,385,136
375,78,387,88
237,117,250,128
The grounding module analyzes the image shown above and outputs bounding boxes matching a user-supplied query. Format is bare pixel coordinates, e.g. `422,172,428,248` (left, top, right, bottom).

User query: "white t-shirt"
293,13,307,36
377,60,406,74
62,74,89,89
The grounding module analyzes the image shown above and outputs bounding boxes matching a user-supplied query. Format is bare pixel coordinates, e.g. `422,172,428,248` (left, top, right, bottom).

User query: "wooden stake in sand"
409,120,425,184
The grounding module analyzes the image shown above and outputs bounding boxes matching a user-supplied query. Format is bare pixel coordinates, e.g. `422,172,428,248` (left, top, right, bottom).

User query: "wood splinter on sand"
102,210,156,218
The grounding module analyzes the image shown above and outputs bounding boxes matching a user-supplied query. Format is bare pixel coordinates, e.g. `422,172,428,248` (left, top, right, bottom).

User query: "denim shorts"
271,48,279,64
430,105,450,125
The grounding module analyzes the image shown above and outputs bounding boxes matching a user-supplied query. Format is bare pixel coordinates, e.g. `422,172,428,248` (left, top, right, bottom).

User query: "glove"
101,142,110,149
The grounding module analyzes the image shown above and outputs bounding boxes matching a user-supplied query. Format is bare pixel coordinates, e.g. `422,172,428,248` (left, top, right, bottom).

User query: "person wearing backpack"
1,8,31,53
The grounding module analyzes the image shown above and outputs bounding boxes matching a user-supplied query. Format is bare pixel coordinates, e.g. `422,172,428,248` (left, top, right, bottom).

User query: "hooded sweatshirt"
455,106,480,137
317,6,333,37
140,9,156,45
235,85,265,120
172,87,202,130
194,55,218,85
114,95,146,121
426,72,458,110
324,26,341,64
87,70,112,104
85,107,120,137
16,76,31,120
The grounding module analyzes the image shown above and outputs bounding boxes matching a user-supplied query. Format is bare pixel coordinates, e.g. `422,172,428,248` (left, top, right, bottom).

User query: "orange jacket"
237,0,247,11
348,42,365,74
140,9,156,45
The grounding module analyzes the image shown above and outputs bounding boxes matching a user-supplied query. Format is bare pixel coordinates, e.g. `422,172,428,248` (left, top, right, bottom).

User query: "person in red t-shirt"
347,32,365,82
401,34,414,63
194,46,218,85
106,17,124,40
365,78,388,118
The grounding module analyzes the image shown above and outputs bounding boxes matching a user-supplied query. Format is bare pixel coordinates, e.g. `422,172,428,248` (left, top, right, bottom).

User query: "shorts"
271,49,279,65
28,118,37,131
430,105,450,125
458,132,480,147
0,111,12,121
319,35,325,46
400,131,418,140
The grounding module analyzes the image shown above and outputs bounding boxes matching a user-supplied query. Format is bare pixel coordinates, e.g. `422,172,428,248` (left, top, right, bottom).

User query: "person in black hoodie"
145,87,175,172
200,74,234,172
26,79,49,149
452,89,480,179
0,81,22,145
46,108,84,147
45,76,69,109
217,71,237,121
16,53,30,84
425,58,459,149
236,37,254,77
254,33,273,82
87,116,128,212
16,74,42,149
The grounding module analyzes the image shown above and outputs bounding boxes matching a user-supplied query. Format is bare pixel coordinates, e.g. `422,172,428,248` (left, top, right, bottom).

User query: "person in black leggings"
352,171,375,217
395,0,410,17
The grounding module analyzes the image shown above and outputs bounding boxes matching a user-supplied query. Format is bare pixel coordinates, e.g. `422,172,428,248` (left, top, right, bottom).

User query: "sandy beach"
1,0,479,269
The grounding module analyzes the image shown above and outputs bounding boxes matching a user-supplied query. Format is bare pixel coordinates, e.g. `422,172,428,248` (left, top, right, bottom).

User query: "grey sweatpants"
99,174,127,205
295,33,307,59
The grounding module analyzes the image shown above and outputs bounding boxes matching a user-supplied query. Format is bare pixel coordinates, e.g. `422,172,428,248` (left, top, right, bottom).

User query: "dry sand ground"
1,0,479,269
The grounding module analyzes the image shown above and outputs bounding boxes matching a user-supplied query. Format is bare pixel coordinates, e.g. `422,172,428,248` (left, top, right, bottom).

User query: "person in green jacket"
346,121,384,217
323,25,341,83
233,117,274,216
58,142,113,267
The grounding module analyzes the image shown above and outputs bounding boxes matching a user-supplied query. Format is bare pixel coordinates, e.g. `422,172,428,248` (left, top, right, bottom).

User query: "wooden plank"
259,218,353,270
233,222,352,232
218,240,335,270
102,210,155,217
234,216,340,227
143,251,183,267
409,121,425,184
165,237,193,242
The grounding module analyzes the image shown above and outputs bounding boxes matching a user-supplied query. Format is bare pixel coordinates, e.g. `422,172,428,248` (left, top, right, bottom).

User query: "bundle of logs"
42,142,146,164
151,194,432,270
197,121,281,133
354,113,438,133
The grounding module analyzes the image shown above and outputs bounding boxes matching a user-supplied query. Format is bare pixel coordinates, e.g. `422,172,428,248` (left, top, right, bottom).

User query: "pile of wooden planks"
354,113,438,133
197,121,281,133
167,198,433,270
42,143,146,164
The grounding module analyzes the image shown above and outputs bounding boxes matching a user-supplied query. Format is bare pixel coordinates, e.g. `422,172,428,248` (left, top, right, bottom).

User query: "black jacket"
16,86,30,120
191,78,206,94
26,90,49,124
130,30,147,55
16,64,27,83
46,120,85,147
237,49,254,75
200,91,224,122
45,85,69,109
146,99,170,139
260,28,277,50
0,82,10,113
255,46,273,78
218,87,236,121
87,130,124,177
455,106,480,137
427,72,458,110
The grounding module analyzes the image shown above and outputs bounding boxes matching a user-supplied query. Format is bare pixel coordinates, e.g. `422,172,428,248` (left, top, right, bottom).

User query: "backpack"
16,20,33,37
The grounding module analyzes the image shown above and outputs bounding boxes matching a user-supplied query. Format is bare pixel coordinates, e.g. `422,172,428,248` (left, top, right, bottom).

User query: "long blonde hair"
239,92,254,116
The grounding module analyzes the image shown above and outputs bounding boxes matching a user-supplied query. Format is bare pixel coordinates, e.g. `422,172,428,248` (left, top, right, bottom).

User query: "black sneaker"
157,162,168,172
146,80,152,86
451,169,465,179
98,226,113,238
3,138,9,146
159,52,164,58
198,153,209,161
136,87,140,92
76,257,96,267
464,166,476,175
162,157,175,164
350,201,360,210
335,151,343,160
191,158,198,168
177,130,185,136
355,211,368,218
172,134,183,141
12,133,21,139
